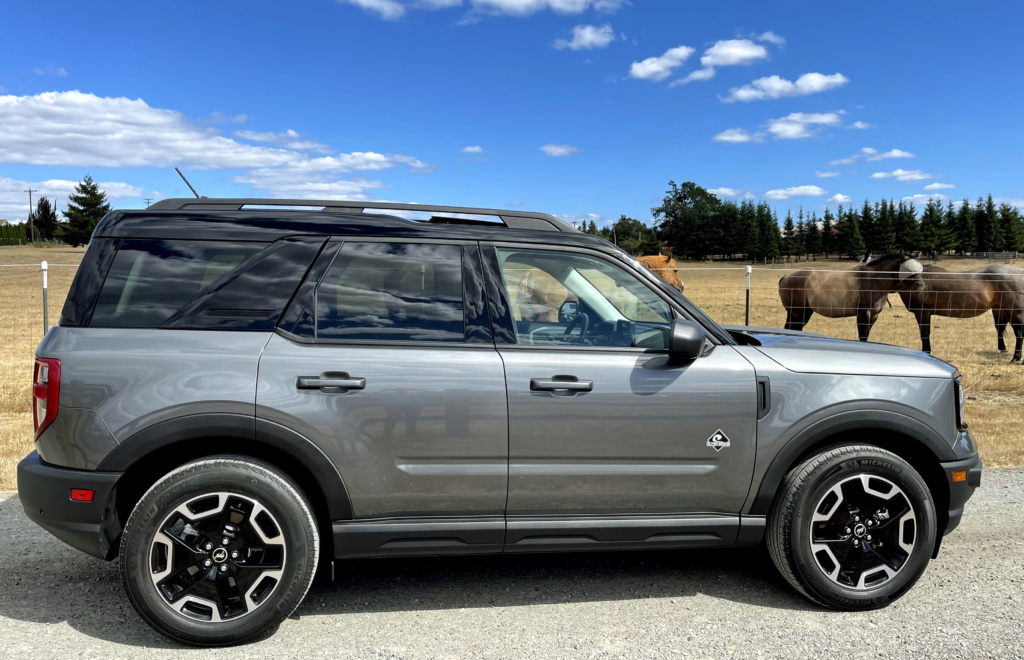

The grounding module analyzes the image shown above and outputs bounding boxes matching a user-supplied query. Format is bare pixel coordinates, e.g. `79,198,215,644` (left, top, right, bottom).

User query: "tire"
766,444,937,610
119,456,319,646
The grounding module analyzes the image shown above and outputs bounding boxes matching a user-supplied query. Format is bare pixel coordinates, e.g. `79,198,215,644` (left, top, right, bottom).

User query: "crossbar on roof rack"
146,198,575,232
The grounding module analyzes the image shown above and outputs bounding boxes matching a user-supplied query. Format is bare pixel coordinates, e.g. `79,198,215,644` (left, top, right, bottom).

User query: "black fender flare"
748,409,956,516
97,413,353,520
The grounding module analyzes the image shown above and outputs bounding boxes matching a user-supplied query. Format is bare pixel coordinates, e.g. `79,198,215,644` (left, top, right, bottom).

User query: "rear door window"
315,242,465,342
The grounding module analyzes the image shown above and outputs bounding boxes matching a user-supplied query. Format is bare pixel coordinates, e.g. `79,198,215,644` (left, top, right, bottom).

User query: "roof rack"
147,198,577,233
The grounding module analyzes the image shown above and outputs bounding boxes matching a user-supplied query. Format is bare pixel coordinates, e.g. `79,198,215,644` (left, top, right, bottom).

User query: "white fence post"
745,265,752,326
41,260,48,335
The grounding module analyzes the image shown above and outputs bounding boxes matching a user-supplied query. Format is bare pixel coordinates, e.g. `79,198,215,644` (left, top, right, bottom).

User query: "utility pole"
24,188,38,243
144,198,153,208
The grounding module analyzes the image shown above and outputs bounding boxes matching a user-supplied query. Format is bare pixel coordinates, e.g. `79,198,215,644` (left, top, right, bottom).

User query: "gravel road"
1,469,1022,660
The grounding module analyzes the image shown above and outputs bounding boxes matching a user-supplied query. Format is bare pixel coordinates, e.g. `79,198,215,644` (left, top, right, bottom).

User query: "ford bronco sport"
18,198,982,646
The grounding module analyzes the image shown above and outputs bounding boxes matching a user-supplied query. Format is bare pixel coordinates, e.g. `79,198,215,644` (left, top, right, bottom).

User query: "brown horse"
636,255,684,292
896,264,1024,362
779,254,925,342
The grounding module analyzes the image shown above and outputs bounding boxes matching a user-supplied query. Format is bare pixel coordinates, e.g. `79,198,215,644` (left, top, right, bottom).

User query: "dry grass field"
0,246,1020,491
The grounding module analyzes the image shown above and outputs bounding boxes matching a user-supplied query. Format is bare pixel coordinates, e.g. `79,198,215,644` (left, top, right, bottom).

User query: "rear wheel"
119,457,319,646
767,444,936,610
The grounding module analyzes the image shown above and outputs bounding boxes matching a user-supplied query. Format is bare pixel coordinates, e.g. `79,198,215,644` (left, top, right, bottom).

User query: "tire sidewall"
790,452,937,608
120,459,317,646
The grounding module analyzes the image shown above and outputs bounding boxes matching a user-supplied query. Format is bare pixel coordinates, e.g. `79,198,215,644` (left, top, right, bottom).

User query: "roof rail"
147,198,577,232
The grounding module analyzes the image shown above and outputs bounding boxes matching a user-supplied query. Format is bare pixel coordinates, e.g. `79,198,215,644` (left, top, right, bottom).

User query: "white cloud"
235,128,331,153
540,143,580,156
755,31,786,46
669,67,715,86
825,193,852,204
995,197,1024,209
866,148,914,161
713,128,763,143
461,145,485,153
871,169,933,182
723,72,848,102
508,200,524,207
336,0,625,20
708,187,743,198
701,39,768,67
0,175,143,223
815,171,840,178
554,23,615,50
901,194,948,206
924,182,955,190
558,212,604,227
764,185,828,201
829,146,906,165
672,39,769,86
847,121,872,129
0,91,429,201
34,66,68,77
629,45,695,81
766,111,844,139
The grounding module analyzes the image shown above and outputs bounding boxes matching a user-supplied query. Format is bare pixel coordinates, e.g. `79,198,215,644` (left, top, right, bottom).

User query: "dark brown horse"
779,254,925,342
896,264,1024,362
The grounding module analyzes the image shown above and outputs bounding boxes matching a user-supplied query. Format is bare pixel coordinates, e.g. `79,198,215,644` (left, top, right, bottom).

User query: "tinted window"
496,248,672,349
91,240,265,328
316,242,465,342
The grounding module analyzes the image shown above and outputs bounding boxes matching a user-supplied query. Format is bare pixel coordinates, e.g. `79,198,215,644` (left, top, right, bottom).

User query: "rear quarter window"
89,238,324,329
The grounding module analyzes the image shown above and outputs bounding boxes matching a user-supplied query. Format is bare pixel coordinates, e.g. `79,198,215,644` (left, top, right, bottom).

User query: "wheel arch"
97,413,352,561
750,411,953,553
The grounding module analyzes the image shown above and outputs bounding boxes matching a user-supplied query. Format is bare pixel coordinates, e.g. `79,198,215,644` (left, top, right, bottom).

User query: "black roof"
94,197,618,253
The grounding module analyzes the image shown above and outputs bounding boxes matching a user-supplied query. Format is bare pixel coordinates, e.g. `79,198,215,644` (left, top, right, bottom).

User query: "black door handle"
530,377,593,392
297,374,366,391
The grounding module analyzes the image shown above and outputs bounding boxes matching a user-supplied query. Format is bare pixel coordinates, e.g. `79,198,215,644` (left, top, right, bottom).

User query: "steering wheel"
562,312,591,344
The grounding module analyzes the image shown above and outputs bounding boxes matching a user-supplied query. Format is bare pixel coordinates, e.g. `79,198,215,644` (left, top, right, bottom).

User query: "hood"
725,326,957,379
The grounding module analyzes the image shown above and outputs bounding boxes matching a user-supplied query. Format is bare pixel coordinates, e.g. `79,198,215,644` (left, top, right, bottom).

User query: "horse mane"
863,253,907,267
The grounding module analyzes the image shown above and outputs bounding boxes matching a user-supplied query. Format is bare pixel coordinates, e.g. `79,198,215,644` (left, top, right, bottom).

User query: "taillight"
33,358,61,439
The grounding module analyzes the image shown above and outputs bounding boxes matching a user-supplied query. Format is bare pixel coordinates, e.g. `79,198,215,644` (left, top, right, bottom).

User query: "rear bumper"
17,451,122,560
940,452,983,536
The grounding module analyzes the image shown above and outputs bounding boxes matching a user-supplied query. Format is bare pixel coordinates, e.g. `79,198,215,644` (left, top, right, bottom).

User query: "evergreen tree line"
5,175,111,248
0,223,29,245
585,181,1024,262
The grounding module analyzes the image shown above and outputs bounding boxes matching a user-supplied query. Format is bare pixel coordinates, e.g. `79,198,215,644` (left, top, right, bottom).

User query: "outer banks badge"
707,429,730,452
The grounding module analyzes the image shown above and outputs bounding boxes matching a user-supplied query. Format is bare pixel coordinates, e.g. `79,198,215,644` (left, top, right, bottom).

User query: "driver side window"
496,248,672,349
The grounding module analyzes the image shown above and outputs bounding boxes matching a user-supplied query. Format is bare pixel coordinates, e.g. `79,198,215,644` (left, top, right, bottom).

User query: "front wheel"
119,457,319,646
767,444,937,610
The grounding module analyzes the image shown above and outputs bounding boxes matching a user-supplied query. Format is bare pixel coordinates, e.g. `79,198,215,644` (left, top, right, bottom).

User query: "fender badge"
707,429,731,452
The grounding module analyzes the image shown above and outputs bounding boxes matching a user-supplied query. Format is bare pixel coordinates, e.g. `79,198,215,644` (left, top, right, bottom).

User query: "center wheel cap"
211,547,228,563
853,523,867,538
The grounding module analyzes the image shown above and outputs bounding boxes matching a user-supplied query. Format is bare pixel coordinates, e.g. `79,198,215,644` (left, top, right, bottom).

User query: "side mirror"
558,300,579,324
668,319,708,362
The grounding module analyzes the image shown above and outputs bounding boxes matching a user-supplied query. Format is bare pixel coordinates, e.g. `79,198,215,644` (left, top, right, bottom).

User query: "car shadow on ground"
0,495,816,649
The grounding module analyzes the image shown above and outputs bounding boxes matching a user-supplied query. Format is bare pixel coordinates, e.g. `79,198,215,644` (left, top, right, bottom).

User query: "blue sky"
1,0,1022,226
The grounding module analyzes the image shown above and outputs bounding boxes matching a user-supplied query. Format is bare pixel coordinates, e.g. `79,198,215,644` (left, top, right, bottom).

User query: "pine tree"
806,211,823,259
860,199,876,254
875,200,896,253
985,194,1004,251
998,203,1024,253
781,211,798,259
821,208,835,258
956,199,977,255
62,175,111,247
919,198,955,257
740,200,759,260
33,197,60,241
894,200,921,252
17,223,27,244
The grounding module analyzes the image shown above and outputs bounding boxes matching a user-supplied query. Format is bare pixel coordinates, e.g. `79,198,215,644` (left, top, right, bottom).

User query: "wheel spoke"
158,562,216,602
214,570,247,619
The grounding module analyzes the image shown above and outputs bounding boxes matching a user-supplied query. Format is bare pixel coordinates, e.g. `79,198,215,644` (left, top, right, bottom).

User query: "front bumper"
940,451,983,536
17,451,123,560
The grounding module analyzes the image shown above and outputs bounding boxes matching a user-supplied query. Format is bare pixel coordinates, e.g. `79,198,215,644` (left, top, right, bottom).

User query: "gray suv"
18,198,982,646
